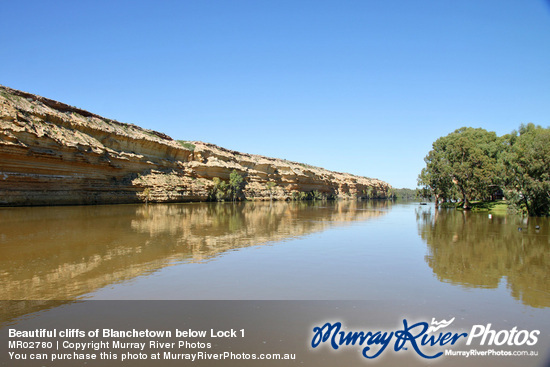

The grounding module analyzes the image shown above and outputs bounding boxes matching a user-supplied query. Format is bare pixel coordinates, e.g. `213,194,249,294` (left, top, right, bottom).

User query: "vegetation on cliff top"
176,140,195,151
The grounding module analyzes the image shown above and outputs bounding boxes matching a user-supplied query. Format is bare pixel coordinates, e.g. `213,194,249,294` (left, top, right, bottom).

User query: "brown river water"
0,201,548,366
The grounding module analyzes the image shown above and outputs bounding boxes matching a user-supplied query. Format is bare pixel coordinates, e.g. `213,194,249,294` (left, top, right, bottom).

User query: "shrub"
176,140,196,151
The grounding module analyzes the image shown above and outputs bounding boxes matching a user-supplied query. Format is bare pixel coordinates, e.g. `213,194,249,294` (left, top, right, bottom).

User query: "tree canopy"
418,127,500,209
229,170,245,201
500,124,550,216
418,124,550,216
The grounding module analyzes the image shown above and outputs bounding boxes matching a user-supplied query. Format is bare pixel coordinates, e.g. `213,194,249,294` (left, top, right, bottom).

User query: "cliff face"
0,85,390,205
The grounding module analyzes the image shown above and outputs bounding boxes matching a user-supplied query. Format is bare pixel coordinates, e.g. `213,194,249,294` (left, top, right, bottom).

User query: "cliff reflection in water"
0,200,388,302
417,208,550,308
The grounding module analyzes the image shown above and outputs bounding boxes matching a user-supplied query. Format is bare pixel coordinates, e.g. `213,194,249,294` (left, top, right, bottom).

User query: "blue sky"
2,1,549,188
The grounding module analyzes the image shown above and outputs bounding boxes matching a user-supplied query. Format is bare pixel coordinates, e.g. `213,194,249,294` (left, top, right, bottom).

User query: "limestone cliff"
0,85,390,205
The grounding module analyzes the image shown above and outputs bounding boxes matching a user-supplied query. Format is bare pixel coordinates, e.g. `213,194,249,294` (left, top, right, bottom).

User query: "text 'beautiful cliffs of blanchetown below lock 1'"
0,85,390,206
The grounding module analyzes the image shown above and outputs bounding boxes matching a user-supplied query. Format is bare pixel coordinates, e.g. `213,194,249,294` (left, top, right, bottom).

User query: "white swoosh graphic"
427,317,455,333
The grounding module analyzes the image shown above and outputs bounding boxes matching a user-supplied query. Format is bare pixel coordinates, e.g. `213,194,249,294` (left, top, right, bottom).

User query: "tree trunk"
462,191,471,210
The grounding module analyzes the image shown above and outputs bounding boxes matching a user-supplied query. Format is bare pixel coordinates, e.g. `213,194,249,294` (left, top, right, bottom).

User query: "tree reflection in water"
417,207,549,308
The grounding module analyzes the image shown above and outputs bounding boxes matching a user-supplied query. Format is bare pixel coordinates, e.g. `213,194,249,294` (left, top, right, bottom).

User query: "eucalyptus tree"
229,170,245,202
418,127,500,208
500,123,550,216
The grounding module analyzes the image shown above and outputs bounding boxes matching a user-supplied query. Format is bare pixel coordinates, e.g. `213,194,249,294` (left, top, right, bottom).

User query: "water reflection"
417,207,550,308
0,201,389,302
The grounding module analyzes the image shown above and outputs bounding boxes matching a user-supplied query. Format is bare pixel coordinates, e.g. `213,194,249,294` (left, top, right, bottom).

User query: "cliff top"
0,84,389,188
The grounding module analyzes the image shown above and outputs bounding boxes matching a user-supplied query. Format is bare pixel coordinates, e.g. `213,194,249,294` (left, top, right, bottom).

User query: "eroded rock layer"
0,85,390,205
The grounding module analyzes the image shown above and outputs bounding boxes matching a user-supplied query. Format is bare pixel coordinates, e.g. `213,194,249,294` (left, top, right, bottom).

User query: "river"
1,201,548,366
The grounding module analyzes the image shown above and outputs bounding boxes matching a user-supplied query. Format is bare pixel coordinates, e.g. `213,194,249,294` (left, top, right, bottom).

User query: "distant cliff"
0,85,390,206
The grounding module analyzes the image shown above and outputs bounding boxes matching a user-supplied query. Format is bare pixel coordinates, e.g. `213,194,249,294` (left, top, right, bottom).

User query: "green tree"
143,188,151,204
266,181,276,201
500,123,550,216
390,188,419,200
416,186,433,201
229,170,245,201
418,160,454,206
212,177,229,201
418,127,500,208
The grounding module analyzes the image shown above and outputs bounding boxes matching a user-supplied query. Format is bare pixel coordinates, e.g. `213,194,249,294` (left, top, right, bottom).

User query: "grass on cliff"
177,140,195,151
